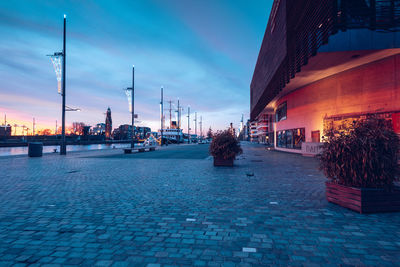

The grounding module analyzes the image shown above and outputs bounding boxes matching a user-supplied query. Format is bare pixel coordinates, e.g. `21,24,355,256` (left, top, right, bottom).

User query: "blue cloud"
0,0,272,132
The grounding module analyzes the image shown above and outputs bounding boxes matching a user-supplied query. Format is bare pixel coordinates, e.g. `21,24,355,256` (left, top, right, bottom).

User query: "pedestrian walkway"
0,143,399,266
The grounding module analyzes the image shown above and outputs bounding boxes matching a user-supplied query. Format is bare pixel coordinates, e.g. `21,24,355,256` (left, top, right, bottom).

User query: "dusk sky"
0,0,272,134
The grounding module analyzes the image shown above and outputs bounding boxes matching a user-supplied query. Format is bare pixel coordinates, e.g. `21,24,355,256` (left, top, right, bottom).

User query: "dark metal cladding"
250,0,400,120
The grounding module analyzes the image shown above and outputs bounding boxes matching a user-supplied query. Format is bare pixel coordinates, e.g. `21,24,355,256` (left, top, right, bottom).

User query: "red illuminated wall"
275,54,400,148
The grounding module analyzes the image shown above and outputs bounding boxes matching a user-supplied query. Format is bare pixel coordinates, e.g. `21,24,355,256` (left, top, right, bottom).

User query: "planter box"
213,157,234,167
326,182,400,213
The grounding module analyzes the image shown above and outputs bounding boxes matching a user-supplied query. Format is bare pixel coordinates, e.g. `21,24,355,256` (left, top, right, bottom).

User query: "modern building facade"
251,0,400,154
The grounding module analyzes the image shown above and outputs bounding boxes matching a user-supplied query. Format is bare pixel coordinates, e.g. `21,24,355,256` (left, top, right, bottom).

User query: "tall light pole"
187,106,190,144
160,86,164,146
60,14,67,155
177,99,180,129
177,99,181,143
123,66,135,148
47,15,66,153
167,100,173,128
194,112,197,138
200,116,203,138
131,65,135,148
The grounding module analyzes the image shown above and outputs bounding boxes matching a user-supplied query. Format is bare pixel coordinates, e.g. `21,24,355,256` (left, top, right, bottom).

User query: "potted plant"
320,117,400,213
210,130,242,166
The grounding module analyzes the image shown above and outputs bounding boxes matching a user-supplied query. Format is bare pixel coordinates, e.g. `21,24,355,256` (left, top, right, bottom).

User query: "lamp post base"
60,145,66,155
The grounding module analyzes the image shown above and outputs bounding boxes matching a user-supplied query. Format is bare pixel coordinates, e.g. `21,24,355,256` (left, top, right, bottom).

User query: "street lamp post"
187,106,190,144
60,14,67,154
160,86,164,146
47,15,68,154
194,112,197,138
200,116,203,138
131,65,135,148
177,99,180,129
123,66,135,148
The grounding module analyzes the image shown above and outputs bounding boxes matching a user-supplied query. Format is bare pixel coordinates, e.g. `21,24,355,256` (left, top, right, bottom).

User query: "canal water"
0,143,131,156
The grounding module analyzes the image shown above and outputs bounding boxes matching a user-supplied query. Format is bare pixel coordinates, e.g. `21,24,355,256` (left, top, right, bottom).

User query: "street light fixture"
65,106,81,112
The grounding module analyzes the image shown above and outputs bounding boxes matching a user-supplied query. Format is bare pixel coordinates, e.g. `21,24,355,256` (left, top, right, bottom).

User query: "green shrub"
210,130,242,160
320,118,399,188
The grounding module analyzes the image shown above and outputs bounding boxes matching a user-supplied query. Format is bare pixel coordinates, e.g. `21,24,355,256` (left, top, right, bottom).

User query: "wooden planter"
213,157,234,167
326,182,400,214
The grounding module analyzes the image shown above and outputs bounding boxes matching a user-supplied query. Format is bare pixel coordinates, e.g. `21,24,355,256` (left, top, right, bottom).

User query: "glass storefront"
277,128,305,149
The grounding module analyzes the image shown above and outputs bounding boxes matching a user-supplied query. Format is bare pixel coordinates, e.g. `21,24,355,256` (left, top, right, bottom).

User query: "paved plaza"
1,143,400,266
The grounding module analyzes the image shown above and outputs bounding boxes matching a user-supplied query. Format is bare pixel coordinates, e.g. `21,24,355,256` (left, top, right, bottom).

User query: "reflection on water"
0,143,131,156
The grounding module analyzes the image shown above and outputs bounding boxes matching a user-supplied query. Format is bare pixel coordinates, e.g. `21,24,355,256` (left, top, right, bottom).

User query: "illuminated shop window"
275,102,287,122
277,131,285,148
277,128,305,150
293,128,305,149
286,130,293,149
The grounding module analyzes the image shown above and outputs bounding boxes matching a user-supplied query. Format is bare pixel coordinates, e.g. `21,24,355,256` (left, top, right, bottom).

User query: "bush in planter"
320,117,399,189
210,130,242,160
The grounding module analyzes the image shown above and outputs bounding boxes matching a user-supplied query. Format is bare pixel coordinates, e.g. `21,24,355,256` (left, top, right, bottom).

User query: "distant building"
245,120,250,141
111,128,120,139
82,126,91,138
250,121,257,142
255,113,274,145
112,125,152,140
92,123,106,135
113,124,135,140
0,125,12,137
72,122,85,135
136,127,151,139
105,107,112,139
238,119,251,141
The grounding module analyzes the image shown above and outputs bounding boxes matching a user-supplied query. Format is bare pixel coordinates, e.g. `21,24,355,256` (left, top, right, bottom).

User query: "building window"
286,130,293,148
277,131,285,148
311,130,320,143
276,102,287,122
294,128,305,149
277,128,305,150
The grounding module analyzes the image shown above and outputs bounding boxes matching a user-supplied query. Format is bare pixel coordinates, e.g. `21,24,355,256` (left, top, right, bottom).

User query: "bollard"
28,142,43,157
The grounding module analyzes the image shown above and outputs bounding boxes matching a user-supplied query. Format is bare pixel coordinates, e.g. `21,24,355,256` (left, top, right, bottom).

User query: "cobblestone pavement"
1,143,400,266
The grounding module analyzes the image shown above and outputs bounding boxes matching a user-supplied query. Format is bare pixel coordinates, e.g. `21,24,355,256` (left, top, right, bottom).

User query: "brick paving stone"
1,143,400,266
